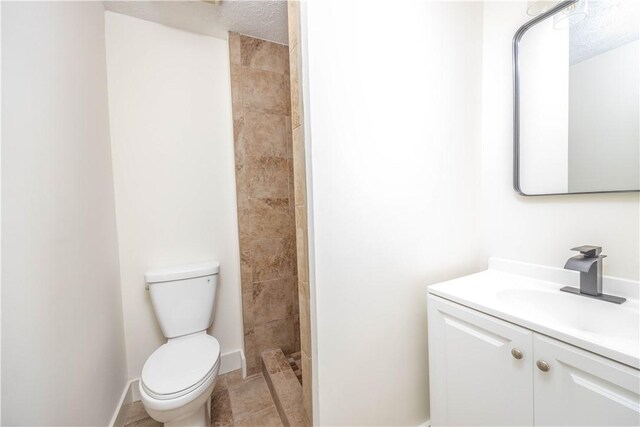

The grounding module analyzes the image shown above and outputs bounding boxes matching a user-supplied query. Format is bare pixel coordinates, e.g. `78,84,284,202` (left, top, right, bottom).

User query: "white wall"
481,1,640,280
304,1,484,424
518,15,569,194
569,40,639,192
104,12,244,380
1,3,128,425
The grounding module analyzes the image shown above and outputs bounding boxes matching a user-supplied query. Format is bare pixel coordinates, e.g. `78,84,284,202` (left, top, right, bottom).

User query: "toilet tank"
144,261,220,339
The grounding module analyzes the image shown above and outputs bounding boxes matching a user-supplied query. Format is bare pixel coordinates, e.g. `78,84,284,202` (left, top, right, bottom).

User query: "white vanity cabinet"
428,294,640,427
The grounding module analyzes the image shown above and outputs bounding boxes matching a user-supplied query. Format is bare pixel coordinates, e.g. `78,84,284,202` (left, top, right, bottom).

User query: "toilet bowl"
140,261,221,426
139,332,220,427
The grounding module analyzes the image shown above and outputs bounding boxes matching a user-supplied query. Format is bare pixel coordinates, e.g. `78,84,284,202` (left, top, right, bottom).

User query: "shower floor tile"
286,351,303,385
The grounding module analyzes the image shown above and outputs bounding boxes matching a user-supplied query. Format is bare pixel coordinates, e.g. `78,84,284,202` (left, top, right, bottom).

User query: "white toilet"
140,262,221,427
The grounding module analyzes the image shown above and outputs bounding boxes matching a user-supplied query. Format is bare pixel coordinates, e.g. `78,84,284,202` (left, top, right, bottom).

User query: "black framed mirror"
513,0,639,196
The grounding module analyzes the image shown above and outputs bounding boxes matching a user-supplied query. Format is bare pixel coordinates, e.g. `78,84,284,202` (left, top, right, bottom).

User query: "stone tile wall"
287,2,313,425
229,33,300,376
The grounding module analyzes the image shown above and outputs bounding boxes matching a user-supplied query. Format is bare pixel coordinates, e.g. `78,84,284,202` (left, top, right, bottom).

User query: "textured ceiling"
569,0,639,64
103,0,288,45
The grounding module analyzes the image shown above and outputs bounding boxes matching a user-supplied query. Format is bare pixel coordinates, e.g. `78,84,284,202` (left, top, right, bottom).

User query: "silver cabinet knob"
511,348,523,360
536,360,550,372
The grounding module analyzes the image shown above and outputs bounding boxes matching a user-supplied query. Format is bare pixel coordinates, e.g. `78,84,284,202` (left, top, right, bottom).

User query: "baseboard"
109,349,245,426
418,419,431,427
109,378,137,427
219,349,244,375
240,348,247,378
130,379,141,402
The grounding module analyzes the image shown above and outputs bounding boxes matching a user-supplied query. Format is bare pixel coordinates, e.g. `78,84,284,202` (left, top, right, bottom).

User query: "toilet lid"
141,333,220,400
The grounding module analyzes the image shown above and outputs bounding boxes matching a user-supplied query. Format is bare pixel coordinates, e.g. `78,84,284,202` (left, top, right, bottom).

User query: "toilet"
140,261,221,427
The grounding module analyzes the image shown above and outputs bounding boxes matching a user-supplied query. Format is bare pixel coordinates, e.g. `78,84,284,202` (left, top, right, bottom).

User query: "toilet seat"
141,333,220,401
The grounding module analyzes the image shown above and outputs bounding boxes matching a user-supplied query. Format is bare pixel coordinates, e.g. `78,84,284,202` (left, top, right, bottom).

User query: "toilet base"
164,400,210,427
141,377,216,427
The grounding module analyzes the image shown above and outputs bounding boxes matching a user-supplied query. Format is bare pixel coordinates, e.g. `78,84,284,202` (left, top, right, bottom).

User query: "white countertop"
428,258,640,369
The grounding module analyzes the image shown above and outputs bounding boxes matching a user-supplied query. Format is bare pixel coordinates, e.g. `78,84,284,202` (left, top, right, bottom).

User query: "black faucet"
560,246,626,304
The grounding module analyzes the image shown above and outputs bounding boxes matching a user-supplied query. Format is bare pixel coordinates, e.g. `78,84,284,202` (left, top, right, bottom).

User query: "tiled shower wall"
228,33,300,376
288,1,313,423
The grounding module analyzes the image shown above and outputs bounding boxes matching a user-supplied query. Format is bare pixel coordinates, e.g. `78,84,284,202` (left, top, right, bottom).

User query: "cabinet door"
428,295,534,426
533,334,640,426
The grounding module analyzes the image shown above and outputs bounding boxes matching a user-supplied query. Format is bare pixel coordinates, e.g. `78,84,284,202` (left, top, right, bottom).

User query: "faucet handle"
571,245,602,258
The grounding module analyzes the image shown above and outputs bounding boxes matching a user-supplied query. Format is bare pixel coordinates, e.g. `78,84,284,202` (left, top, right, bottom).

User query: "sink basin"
497,288,639,340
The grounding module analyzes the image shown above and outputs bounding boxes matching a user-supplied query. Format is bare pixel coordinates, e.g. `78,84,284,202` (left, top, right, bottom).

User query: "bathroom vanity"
427,259,640,426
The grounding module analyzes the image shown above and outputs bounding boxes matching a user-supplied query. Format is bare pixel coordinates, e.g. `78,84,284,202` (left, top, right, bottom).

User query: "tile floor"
123,370,283,427
286,351,303,385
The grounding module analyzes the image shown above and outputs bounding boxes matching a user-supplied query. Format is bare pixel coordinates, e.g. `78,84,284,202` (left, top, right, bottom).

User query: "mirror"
514,0,639,195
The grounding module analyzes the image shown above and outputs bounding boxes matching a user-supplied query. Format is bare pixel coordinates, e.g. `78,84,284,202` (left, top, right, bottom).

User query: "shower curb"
261,349,309,426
